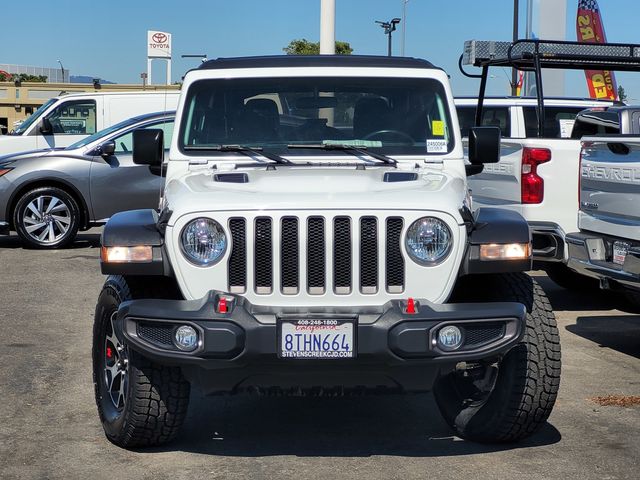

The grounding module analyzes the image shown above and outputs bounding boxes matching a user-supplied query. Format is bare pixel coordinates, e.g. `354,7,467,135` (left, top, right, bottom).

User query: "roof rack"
460,39,640,137
463,39,640,71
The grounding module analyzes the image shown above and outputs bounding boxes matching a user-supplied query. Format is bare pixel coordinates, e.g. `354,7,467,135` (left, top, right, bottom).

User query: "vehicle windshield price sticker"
279,319,355,359
426,139,448,153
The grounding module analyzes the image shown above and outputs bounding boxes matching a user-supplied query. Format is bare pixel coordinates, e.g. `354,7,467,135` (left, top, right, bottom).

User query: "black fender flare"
101,209,170,276
460,208,532,275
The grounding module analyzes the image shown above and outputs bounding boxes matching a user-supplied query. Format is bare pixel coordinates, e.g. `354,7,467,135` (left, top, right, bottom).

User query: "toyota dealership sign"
147,30,172,59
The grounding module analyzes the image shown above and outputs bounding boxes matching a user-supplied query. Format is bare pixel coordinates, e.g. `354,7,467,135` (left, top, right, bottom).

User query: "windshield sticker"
426,139,447,153
559,119,575,138
432,120,445,137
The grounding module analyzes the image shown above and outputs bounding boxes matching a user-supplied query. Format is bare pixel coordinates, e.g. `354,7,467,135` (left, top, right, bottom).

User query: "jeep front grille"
228,214,405,296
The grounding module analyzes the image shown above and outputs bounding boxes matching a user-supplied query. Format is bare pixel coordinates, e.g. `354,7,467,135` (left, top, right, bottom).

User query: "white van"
0,91,179,155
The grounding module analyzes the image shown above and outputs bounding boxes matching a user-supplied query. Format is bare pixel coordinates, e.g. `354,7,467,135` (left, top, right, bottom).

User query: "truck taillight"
521,147,551,204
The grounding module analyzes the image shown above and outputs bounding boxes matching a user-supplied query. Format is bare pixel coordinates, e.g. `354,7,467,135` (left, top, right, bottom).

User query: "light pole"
320,0,336,55
376,18,401,56
57,59,65,83
401,0,410,57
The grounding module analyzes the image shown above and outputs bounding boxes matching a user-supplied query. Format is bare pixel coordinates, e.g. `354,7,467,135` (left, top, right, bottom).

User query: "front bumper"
567,232,640,291
115,292,526,394
0,221,8,236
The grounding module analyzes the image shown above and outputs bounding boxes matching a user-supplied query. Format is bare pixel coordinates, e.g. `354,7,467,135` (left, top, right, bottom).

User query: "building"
0,64,69,83
0,81,180,134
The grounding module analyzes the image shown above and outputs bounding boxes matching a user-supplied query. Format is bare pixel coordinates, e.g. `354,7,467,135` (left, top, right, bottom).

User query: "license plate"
613,241,630,266
278,319,355,359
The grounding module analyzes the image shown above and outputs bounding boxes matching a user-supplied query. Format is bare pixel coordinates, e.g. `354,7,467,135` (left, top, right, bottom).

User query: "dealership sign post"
147,30,172,85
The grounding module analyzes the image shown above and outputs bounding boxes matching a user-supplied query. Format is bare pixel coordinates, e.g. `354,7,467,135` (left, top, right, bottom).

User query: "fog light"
437,326,463,351
174,325,199,351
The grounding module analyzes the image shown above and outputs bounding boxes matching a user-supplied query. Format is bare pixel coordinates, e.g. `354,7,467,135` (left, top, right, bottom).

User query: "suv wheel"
435,273,561,443
93,276,190,448
13,186,80,249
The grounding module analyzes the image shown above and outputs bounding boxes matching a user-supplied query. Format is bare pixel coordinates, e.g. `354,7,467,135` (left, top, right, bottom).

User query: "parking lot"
1,230,639,480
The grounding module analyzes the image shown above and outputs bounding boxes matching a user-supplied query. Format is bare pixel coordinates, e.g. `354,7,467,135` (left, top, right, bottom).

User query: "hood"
0,147,67,166
165,166,466,225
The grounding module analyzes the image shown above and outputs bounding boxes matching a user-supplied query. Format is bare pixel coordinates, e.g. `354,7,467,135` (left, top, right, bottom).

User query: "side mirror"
98,140,115,157
468,126,500,165
133,129,163,166
40,117,53,135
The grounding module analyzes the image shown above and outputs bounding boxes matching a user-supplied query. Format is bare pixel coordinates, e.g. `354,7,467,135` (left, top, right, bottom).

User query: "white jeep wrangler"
92,55,560,448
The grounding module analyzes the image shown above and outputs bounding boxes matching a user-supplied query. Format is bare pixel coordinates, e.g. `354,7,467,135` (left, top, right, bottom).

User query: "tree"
283,38,353,55
618,85,628,103
0,72,47,83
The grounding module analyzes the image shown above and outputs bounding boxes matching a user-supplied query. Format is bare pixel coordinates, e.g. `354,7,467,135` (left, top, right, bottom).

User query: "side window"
571,111,620,139
113,120,175,155
157,121,174,148
46,100,97,135
456,107,476,138
523,107,584,138
633,112,640,135
455,106,510,138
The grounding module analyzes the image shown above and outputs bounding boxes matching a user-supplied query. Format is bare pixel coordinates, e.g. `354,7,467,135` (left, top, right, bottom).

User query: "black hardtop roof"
198,55,437,70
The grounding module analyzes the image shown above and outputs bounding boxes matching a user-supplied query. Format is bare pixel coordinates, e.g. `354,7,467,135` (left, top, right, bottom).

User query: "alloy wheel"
22,195,72,244
104,312,129,410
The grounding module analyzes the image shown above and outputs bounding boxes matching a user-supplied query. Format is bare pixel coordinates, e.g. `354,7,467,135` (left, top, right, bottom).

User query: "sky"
2,0,640,100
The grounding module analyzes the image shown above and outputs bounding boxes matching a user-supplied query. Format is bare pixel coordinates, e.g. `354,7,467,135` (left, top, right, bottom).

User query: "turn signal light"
101,246,153,263
0,168,12,177
480,243,531,261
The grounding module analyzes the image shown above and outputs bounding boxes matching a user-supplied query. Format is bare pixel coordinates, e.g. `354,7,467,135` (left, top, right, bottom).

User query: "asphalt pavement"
1,229,639,480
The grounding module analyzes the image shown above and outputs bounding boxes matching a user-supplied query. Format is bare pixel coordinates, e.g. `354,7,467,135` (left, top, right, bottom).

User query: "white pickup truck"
461,38,639,289
566,107,640,307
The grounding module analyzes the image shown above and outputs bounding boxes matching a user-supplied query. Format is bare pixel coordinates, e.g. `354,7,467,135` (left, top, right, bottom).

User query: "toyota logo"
152,33,167,43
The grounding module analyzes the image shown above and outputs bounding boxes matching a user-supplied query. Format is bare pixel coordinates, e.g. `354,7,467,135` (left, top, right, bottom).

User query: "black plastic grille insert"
386,218,404,292
281,218,299,293
228,218,247,292
360,217,378,292
254,217,273,293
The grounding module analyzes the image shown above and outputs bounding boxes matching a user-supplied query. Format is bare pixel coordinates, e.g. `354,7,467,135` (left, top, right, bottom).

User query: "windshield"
179,77,454,156
12,98,57,135
67,116,146,150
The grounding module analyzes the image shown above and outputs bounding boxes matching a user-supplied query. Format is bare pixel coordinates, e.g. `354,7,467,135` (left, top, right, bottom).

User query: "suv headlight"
180,218,227,266
405,217,452,266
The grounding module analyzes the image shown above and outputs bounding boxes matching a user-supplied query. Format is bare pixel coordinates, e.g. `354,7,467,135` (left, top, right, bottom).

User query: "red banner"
577,0,618,100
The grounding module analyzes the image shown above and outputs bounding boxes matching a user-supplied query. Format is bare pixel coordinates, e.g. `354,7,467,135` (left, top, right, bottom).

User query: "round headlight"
405,217,452,265
180,218,227,266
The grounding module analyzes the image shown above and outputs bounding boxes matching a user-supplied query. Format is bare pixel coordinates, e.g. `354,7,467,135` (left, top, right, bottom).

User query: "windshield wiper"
184,144,292,165
287,144,397,166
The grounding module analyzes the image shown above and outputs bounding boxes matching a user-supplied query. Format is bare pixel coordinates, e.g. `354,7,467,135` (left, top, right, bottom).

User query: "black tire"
92,275,190,448
434,273,561,443
544,263,600,292
13,186,80,249
623,290,640,313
